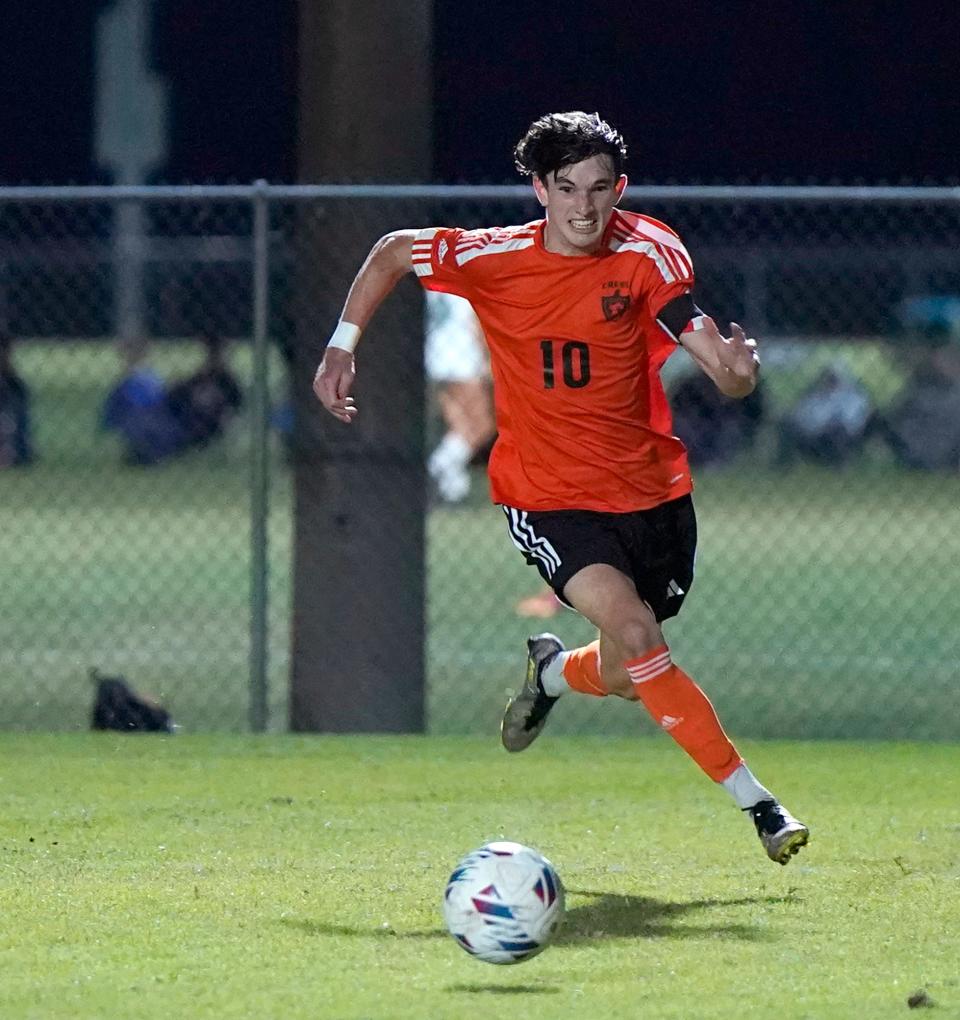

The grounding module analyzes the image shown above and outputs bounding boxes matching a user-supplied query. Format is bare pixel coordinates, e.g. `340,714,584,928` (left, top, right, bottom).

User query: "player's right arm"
313,230,418,423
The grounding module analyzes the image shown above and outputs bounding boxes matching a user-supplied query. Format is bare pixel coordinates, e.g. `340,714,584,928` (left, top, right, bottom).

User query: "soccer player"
424,291,495,502
313,111,809,865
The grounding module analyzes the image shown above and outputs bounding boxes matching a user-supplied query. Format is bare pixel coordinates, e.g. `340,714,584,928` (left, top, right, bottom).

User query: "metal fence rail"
0,185,958,738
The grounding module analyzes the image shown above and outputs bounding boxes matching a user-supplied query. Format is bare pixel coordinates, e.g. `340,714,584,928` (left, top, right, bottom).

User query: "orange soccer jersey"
412,208,696,513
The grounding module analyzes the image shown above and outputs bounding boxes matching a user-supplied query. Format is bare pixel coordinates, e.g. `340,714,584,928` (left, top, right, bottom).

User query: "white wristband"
327,321,361,353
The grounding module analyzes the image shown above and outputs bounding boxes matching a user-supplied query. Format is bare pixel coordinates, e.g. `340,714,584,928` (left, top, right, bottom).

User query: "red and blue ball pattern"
442,841,565,964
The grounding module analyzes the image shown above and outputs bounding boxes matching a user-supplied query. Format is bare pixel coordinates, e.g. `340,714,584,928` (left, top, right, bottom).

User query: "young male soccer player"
313,111,809,865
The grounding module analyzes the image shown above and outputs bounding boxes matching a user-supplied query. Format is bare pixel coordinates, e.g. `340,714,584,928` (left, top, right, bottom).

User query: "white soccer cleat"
747,800,810,865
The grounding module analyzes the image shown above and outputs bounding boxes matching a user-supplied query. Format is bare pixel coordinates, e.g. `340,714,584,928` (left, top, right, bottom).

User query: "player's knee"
597,614,664,699
614,618,664,661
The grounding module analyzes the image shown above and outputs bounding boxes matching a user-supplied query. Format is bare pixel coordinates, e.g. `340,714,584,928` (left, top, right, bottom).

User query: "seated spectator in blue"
101,343,184,465
102,333,241,464
0,332,34,467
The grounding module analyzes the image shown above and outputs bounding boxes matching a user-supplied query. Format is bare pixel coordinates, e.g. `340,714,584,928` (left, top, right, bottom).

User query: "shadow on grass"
558,889,794,943
446,984,560,995
279,918,446,940
280,888,795,945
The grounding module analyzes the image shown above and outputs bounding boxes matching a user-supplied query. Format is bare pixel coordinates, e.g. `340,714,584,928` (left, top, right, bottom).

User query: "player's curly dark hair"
514,111,627,181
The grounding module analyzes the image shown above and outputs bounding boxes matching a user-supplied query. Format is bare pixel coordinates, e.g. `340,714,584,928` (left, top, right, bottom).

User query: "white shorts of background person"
424,291,495,502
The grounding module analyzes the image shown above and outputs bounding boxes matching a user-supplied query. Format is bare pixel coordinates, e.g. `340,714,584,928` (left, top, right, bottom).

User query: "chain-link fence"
1,185,958,738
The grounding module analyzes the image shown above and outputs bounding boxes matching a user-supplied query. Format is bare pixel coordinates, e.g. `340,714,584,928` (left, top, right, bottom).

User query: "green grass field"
1,733,958,1020
1,340,959,738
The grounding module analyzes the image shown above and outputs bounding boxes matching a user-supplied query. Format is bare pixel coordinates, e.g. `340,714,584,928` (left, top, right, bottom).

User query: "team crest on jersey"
602,289,631,322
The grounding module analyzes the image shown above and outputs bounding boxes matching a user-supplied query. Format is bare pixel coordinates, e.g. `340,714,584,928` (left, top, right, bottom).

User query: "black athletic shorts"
501,494,697,622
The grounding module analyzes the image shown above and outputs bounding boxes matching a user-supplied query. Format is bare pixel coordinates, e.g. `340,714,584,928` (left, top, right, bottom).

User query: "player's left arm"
657,293,759,398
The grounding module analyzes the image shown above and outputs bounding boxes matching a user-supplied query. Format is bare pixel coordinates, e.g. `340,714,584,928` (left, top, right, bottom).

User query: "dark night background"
2,0,958,186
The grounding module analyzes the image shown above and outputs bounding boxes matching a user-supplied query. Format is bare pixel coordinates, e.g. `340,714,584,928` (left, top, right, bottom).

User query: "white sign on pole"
95,0,169,184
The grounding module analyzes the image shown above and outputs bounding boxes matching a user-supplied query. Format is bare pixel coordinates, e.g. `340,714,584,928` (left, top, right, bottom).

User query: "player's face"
534,155,627,256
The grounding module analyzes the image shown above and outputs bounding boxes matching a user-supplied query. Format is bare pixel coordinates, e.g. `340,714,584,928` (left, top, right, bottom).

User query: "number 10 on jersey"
540,340,591,389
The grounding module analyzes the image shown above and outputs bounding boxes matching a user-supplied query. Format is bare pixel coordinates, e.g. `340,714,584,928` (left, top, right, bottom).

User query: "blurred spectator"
425,291,496,502
0,332,34,467
166,331,243,451
268,325,297,457
515,585,563,619
899,295,960,346
102,333,241,465
864,294,960,471
776,364,874,468
101,340,182,465
670,369,765,468
870,344,960,470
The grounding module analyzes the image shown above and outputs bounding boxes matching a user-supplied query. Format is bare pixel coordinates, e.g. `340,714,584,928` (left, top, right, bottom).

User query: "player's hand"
313,347,358,423
686,316,759,397
719,321,760,381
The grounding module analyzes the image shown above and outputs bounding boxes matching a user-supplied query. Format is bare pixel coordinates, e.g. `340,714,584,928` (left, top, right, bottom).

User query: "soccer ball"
442,840,565,964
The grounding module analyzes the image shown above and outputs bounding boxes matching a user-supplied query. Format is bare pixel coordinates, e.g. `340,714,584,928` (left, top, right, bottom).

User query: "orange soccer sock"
560,640,606,696
625,646,742,782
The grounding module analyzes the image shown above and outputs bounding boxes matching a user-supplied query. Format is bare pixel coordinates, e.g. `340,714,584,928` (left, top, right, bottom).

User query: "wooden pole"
290,0,432,731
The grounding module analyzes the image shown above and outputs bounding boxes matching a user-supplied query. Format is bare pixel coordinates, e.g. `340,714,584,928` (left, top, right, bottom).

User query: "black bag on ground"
90,669,176,733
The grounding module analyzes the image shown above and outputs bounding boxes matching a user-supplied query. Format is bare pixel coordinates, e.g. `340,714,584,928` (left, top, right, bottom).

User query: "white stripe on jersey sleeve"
610,239,676,283
610,214,694,281
624,216,692,258
670,246,693,279
456,236,536,266
411,230,437,277
657,243,688,282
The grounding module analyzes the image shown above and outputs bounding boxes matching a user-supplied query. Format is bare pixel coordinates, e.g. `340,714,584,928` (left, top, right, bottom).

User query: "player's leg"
425,292,494,503
563,566,808,865
563,563,745,786
500,507,629,751
501,508,694,744
506,560,743,772
427,383,473,503
428,380,495,502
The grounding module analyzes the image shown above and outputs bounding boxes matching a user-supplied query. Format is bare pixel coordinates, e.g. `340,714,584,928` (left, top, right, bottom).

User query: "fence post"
114,198,147,343
248,181,271,732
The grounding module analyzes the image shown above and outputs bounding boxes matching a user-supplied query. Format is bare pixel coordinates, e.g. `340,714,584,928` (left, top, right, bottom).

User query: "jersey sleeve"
641,231,696,327
410,226,473,299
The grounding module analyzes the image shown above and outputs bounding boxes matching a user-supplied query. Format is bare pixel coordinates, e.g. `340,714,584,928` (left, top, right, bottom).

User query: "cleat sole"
774,829,810,865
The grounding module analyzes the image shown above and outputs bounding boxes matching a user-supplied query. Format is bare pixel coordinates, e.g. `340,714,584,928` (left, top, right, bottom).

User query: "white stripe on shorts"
502,506,562,579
